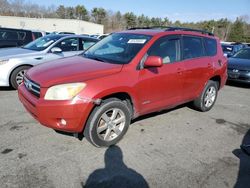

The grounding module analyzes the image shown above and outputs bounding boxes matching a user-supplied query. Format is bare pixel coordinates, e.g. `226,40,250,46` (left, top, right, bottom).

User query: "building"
0,16,103,35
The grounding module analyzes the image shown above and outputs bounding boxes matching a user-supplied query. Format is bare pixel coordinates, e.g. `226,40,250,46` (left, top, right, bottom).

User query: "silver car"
0,34,98,89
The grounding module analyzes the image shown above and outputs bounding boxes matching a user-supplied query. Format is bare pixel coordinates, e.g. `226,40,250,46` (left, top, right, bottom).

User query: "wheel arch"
9,64,33,86
209,75,221,90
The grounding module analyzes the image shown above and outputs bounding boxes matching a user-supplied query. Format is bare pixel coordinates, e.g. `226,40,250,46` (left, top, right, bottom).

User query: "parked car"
32,30,47,40
222,43,246,57
0,34,99,89
0,27,33,48
18,27,227,147
227,47,250,83
97,34,110,40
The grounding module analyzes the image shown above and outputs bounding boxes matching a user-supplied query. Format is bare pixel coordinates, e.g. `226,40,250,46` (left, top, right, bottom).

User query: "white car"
0,34,98,89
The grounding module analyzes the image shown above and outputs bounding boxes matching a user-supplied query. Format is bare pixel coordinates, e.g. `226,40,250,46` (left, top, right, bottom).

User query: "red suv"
18,27,227,147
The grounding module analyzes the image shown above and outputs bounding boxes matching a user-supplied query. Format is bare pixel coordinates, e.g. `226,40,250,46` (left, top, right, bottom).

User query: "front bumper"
227,69,250,84
18,84,94,133
0,65,10,86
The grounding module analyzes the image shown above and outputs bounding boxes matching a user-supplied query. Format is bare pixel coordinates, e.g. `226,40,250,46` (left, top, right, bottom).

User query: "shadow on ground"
0,86,13,91
233,129,250,188
82,145,149,188
226,81,250,89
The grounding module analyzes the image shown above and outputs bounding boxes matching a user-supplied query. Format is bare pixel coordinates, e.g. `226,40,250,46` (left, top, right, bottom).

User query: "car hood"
26,56,123,87
0,47,41,60
228,58,250,70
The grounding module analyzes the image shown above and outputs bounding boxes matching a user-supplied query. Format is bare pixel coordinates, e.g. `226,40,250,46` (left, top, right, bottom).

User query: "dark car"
0,27,33,48
227,48,250,83
222,43,246,57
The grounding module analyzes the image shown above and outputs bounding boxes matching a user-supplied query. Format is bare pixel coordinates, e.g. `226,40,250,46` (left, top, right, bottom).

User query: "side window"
183,36,204,60
204,38,217,56
0,30,18,40
147,36,180,64
82,40,96,50
55,38,79,52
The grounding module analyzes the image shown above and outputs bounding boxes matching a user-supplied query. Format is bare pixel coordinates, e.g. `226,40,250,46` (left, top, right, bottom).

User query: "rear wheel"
10,66,31,89
193,80,218,112
84,98,131,147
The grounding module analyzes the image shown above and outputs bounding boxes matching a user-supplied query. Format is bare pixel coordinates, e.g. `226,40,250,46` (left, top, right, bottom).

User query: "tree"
228,18,245,42
75,5,89,21
91,7,107,24
56,5,66,19
124,12,137,28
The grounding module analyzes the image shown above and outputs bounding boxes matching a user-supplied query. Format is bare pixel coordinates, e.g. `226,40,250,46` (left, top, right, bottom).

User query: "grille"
23,76,40,98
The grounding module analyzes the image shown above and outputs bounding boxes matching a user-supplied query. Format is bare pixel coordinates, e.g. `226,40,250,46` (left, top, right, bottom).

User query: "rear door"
137,35,185,114
181,35,213,101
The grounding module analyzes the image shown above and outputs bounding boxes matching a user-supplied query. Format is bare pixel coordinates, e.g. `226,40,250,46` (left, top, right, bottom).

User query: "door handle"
218,59,222,66
177,68,183,74
35,57,43,60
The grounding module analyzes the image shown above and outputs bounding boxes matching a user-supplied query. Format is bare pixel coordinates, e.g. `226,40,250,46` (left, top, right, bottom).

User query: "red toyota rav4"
18,27,227,147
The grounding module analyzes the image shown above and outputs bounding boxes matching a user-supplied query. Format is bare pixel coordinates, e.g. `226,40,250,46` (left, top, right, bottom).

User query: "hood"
0,47,40,60
228,57,250,70
26,56,123,87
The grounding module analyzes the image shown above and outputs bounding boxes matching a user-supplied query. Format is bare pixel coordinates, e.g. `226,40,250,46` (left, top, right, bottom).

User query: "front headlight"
44,83,86,100
0,60,9,65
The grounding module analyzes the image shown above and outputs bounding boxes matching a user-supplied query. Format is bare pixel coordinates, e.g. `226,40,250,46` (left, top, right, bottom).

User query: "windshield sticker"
128,39,147,44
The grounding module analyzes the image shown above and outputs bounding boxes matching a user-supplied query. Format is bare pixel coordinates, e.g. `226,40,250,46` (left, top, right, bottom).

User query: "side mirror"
144,56,163,68
51,47,62,54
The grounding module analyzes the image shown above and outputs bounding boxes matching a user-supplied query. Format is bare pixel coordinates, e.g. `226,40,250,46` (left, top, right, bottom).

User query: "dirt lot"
0,83,250,188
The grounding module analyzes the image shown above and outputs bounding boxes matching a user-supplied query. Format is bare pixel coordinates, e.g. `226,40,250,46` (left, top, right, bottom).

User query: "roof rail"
128,26,214,36
165,27,214,36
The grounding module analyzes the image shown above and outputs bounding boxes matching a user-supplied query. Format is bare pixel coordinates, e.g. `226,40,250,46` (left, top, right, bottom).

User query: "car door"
136,35,185,115
181,35,212,101
54,37,82,57
41,37,81,64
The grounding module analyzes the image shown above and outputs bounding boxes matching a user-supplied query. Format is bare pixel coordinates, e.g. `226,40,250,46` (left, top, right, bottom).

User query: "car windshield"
23,35,63,51
232,48,250,60
83,33,152,64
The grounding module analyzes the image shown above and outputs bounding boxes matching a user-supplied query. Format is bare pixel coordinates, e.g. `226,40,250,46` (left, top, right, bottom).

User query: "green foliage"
124,12,137,28
228,18,245,42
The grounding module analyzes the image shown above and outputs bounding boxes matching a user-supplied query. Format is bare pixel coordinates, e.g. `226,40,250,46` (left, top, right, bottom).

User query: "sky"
30,0,250,23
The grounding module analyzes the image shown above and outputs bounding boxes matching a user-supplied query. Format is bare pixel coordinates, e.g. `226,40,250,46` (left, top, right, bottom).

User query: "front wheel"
84,98,131,147
10,66,31,89
193,80,218,112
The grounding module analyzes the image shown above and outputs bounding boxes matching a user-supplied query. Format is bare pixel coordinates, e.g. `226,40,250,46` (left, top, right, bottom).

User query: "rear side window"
204,38,217,56
33,32,42,39
0,30,26,41
183,36,204,60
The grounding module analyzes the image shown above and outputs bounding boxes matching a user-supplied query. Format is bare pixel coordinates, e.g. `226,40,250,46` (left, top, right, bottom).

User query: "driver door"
136,35,184,115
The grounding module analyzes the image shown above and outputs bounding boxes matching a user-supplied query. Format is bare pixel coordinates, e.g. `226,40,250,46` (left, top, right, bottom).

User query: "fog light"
60,119,67,126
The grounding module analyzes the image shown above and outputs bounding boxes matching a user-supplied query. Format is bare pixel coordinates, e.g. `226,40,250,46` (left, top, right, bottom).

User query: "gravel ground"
0,83,249,188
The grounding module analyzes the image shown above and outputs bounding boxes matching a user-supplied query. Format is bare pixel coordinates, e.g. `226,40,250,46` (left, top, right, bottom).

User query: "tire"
10,66,31,89
193,80,218,112
84,98,132,147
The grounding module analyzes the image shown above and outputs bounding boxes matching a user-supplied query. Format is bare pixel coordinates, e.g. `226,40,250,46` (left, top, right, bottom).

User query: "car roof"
0,27,31,32
118,27,216,39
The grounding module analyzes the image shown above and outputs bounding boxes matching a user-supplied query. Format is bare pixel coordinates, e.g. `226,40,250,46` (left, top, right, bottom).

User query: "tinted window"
205,38,217,56
0,30,26,41
232,48,250,60
55,38,79,52
33,32,42,39
148,36,180,64
183,36,204,60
